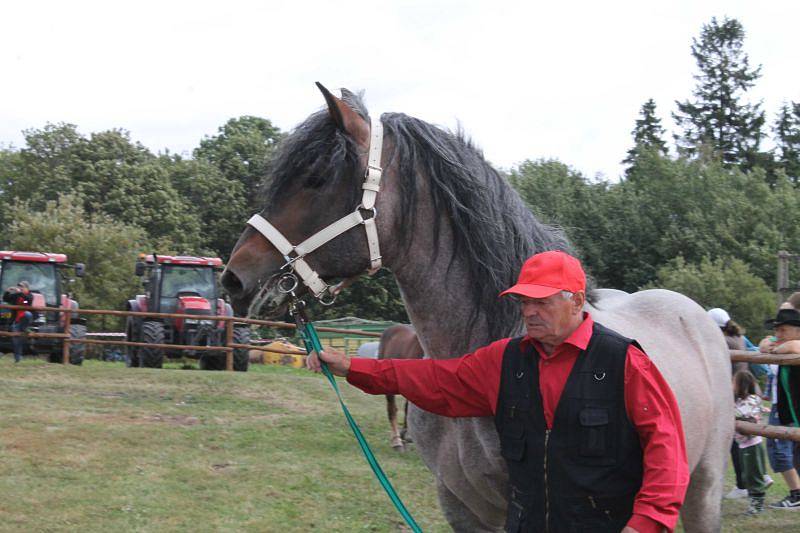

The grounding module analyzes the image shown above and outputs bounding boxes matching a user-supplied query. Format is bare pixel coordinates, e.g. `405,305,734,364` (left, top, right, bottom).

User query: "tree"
2,192,149,328
9,125,203,252
508,159,611,286
673,17,765,168
623,99,668,174
194,116,283,213
646,256,775,339
165,155,247,258
774,101,800,183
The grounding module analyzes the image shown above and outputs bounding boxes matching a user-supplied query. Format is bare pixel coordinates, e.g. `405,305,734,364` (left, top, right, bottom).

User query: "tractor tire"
198,327,250,372
125,319,140,368
198,349,225,371
233,327,250,372
140,321,165,368
47,324,86,365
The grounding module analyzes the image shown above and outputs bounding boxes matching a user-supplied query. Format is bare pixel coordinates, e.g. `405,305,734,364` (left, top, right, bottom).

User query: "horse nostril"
221,269,244,297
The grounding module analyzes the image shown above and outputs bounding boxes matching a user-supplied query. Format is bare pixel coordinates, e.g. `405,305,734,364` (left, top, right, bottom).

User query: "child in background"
733,369,772,515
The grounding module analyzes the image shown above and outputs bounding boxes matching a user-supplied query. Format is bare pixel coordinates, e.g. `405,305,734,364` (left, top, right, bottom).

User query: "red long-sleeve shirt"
347,314,688,533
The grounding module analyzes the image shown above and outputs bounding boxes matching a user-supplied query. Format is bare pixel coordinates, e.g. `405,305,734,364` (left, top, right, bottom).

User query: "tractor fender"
126,299,145,339
218,300,233,329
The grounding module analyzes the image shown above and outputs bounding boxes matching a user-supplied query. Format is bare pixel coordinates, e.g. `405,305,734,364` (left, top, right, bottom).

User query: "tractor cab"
0,251,86,363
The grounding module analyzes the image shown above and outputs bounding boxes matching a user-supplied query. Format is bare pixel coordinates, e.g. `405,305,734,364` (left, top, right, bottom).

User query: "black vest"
494,323,644,533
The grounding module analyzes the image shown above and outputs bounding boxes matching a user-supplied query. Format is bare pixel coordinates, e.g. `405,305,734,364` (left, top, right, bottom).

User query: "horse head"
221,83,399,317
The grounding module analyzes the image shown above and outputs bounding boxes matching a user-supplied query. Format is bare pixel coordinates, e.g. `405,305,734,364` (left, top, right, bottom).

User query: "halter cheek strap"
246,117,384,301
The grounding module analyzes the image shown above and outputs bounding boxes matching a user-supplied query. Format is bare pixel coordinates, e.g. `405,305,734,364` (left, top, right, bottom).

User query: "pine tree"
673,17,765,168
623,99,668,173
774,101,800,183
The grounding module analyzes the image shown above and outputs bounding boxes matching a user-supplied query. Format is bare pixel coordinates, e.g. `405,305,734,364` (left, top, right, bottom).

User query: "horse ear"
315,82,370,147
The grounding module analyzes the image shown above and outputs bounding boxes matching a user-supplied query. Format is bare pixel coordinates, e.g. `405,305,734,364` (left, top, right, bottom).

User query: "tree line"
0,17,795,337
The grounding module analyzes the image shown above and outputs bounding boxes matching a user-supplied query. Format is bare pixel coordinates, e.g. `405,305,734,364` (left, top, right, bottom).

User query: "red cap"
500,251,585,299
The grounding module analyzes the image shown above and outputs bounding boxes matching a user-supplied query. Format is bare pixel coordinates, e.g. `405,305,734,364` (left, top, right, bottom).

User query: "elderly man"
309,251,688,533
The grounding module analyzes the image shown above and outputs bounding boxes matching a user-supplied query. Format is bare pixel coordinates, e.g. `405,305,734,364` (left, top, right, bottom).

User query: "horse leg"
680,448,725,533
398,398,412,443
435,479,502,533
386,394,404,450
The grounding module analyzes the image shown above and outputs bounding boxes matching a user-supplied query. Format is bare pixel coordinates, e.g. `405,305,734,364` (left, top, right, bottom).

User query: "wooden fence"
3,305,800,443
0,303,379,370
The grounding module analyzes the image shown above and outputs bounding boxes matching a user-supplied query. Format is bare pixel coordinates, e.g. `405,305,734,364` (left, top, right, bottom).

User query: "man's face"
775,324,800,342
517,291,585,345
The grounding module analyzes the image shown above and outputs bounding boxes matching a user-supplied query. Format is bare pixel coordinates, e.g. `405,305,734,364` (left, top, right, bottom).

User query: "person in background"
708,308,767,499
760,306,800,509
2,280,34,363
732,369,772,515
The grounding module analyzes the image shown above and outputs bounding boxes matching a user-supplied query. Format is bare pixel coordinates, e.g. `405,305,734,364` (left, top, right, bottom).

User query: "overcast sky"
2,1,798,180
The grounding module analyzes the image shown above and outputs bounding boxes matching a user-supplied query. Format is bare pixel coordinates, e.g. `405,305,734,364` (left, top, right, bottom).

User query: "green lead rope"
296,319,423,533
779,365,800,427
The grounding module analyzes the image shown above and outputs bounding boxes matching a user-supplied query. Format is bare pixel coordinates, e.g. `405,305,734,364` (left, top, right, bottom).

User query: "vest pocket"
578,407,609,457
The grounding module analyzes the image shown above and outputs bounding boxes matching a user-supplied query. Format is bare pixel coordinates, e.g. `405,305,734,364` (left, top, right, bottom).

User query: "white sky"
2,1,798,180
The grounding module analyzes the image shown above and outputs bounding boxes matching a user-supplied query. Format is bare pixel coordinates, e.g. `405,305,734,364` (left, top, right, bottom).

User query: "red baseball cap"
500,251,586,299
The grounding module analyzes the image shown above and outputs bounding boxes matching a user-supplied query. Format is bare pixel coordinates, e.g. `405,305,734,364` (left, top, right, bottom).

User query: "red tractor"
125,254,250,371
0,251,86,364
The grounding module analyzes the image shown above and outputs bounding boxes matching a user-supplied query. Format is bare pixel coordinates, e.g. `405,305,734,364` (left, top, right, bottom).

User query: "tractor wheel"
198,327,250,371
47,324,86,365
140,321,165,368
233,327,250,372
125,319,140,368
68,324,86,365
198,348,226,371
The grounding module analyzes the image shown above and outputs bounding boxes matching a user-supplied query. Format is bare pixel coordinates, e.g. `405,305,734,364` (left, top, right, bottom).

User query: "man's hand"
306,346,351,377
621,527,640,533
772,339,800,354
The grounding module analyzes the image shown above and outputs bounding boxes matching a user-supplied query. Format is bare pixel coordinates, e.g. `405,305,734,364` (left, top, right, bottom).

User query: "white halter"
246,117,384,303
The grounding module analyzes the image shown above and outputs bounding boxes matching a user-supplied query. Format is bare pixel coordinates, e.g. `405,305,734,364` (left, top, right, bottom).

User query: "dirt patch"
143,414,200,426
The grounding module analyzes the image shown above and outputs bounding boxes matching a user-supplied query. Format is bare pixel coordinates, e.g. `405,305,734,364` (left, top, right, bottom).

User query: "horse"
378,324,423,451
221,84,732,532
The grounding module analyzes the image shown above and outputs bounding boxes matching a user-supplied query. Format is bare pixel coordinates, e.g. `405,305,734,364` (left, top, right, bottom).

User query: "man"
308,251,688,533
3,281,34,363
759,307,800,509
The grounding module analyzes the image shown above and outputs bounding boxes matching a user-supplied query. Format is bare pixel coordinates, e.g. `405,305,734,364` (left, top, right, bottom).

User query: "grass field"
1,358,800,532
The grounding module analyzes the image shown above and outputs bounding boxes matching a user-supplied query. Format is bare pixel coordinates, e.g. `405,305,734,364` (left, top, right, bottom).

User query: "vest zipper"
544,428,551,532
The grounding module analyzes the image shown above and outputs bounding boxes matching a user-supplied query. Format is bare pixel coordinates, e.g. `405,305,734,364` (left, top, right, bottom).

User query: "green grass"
1,357,800,532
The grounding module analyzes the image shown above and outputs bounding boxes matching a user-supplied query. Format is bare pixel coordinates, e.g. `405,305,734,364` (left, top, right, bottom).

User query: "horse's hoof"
391,437,404,450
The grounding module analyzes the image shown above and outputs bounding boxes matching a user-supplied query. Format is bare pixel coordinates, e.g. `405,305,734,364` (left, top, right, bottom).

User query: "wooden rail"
0,303,378,368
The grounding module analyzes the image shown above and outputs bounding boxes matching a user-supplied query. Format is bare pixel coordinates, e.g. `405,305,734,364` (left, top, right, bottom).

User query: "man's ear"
573,291,586,313
315,82,370,148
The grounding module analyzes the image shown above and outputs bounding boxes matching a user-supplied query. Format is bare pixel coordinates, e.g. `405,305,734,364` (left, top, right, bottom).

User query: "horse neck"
384,202,496,360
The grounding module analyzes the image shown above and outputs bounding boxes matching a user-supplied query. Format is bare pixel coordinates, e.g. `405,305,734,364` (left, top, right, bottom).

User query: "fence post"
225,319,234,371
62,310,71,365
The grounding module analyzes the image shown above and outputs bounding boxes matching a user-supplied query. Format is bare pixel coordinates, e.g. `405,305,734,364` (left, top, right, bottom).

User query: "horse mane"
264,90,573,340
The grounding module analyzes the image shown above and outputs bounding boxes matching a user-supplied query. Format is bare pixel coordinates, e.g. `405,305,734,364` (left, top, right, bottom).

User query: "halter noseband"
246,117,384,304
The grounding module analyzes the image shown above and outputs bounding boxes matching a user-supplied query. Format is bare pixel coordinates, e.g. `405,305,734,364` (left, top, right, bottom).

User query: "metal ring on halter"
358,206,378,221
277,272,299,294
318,291,337,306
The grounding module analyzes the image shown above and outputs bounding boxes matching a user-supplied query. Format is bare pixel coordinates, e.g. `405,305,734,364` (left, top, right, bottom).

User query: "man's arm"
309,339,510,417
623,345,689,533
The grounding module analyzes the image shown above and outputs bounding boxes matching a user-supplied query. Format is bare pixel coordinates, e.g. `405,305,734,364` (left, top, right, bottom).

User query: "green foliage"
306,270,409,323
3,192,147,327
645,256,775,339
194,116,283,214
774,101,800,183
508,159,612,287
673,17,766,169
8,124,204,252
623,99,668,174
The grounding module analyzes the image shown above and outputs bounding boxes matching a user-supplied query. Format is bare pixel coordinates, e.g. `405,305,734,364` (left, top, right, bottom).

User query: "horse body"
377,324,423,450
222,86,732,532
